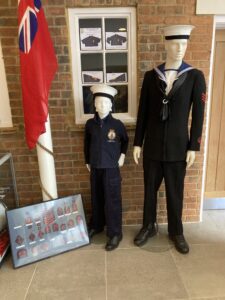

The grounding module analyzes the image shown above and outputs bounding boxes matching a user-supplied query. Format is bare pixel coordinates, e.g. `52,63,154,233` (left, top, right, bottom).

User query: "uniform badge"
201,92,206,103
197,136,202,144
107,129,116,141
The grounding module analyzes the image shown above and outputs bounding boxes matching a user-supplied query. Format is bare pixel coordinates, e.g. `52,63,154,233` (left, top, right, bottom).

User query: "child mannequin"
84,84,129,251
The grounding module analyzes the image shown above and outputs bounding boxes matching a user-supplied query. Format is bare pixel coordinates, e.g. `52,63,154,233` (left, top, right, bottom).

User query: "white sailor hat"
90,84,117,102
164,25,195,40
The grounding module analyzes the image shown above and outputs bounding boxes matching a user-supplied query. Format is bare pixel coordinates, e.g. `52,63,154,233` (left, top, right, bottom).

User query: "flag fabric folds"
18,0,57,149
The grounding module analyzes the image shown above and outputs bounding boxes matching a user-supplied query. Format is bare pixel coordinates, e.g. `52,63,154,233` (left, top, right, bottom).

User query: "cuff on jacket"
188,143,200,151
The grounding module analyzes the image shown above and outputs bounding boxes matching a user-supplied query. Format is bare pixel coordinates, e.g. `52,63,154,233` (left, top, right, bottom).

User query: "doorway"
204,27,225,209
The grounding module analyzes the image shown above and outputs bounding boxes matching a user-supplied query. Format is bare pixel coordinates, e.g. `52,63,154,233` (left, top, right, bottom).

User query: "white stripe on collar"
154,65,194,81
154,67,167,83
177,66,194,77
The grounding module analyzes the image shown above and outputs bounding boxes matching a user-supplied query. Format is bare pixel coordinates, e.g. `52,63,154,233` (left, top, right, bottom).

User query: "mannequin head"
165,39,188,62
95,96,112,119
90,84,117,119
163,25,194,67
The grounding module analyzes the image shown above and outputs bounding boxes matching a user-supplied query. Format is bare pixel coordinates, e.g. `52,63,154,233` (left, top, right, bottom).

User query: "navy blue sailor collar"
154,61,194,83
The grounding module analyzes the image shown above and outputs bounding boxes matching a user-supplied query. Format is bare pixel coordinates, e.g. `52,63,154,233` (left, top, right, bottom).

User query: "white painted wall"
0,39,13,128
197,0,225,15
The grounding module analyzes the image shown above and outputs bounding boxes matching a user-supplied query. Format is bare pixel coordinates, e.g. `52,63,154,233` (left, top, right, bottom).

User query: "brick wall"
0,0,213,225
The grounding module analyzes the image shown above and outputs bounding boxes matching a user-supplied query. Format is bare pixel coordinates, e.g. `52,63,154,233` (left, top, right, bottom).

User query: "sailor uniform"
134,61,206,235
143,160,187,235
84,113,128,168
84,112,128,237
106,34,127,46
134,62,206,161
90,167,123,237
82,35,101,47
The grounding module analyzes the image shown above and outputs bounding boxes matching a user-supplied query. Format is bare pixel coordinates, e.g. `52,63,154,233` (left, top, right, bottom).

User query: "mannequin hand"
133,146,141,165
118,153,125,167
86,164,91,172
186,151,196,168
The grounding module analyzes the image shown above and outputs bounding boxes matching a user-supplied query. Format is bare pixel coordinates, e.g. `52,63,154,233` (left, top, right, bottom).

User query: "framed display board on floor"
6,194,89,268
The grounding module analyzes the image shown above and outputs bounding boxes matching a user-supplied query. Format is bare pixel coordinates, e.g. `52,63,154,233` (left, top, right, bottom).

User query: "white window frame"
68,7,137,124
0,39,13,128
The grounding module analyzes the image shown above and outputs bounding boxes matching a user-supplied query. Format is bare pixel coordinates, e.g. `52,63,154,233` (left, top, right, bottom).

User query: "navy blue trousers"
143,160,186,236
90,168,122,238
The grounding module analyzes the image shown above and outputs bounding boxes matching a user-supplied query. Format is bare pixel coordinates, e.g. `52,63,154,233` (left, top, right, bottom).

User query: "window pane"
83,86,94,114
106,53,127,83
79,18,102,50
105,18,127,50
81,53,103,84
114,85,128,113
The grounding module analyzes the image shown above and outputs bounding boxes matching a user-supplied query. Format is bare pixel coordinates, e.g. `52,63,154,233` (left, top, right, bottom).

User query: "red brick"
46,6,65,15
165,16,190,24
0,8,17,17
139,15,165,24
157,5,184,15
138,6,156,15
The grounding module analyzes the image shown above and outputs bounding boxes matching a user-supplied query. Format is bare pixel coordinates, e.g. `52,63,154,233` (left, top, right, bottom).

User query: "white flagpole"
36,115,58,201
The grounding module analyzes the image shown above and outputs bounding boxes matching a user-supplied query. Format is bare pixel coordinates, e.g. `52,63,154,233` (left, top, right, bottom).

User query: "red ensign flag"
18,0,57,149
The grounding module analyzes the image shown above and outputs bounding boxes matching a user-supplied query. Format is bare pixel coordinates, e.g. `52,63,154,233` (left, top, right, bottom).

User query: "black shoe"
88,228,103,239
134,223,157,247
169,234,189,254
105,234,122,251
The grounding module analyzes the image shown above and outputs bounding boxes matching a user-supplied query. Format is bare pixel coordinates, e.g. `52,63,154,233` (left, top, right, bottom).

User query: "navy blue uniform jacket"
84,113,129,168
134,62,206,161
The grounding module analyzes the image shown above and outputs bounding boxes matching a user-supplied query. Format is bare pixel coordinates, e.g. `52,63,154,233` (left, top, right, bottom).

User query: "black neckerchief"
154,62,193,122
159,72,188,122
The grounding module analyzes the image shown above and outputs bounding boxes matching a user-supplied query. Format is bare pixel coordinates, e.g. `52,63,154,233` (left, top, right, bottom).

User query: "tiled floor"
1,210,225,300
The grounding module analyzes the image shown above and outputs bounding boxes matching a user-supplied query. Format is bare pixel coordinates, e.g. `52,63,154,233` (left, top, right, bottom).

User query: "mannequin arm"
133,146,141,165
86,164,91,172
186,151,196,168
118,153,125,167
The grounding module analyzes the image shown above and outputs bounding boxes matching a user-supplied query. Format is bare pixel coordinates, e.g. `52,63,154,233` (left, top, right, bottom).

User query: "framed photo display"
6,194,89,268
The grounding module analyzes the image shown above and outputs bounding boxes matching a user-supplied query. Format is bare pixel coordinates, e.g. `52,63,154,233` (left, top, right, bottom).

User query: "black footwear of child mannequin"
105,234,122,251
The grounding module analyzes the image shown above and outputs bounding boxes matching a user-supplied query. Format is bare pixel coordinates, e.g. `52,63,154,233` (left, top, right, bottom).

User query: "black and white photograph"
106,32,127,49
82,71,103,84
80,28,102,50
107,72,127,83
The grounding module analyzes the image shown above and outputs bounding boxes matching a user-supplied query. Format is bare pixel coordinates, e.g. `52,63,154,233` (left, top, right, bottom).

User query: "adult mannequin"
133,25,206,254
84,84,129,251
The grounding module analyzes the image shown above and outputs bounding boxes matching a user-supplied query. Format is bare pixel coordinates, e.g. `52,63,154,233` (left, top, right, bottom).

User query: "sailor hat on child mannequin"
90,84,117,101
90,84,117,117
